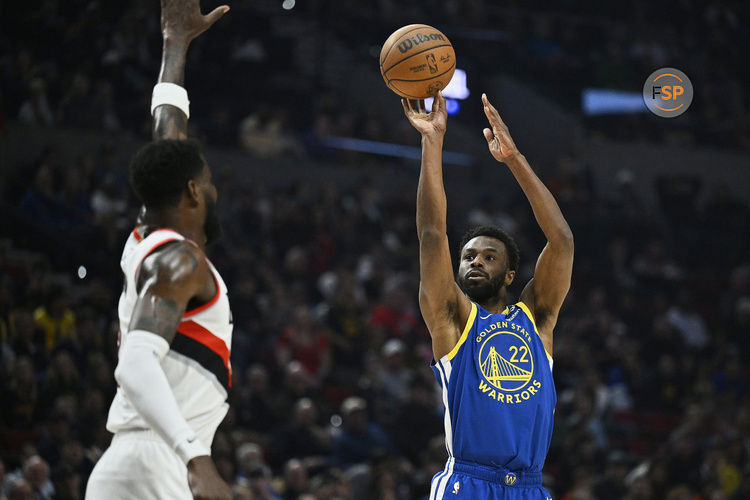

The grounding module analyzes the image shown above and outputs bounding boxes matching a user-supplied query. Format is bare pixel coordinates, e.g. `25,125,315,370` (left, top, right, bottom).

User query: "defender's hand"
402,91,447,138
482,93,520,163
161,0,229,45
187,455,232,500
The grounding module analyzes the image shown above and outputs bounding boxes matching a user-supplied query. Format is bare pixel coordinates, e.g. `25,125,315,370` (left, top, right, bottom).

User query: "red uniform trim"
133,238,180,282
132,227,183,242
176,320,232,387
132,228,186,282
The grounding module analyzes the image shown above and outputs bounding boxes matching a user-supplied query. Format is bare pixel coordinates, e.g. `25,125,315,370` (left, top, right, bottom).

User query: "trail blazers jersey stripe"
175,320,232,391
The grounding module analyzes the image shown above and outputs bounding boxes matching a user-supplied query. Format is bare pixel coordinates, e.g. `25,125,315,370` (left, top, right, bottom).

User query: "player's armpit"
131,241,214,343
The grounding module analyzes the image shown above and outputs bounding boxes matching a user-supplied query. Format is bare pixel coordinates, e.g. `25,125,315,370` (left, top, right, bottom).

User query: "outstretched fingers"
402,99,422,117
432,92,441,114
482,93,507,135
403,99,427,114
205,5,230,27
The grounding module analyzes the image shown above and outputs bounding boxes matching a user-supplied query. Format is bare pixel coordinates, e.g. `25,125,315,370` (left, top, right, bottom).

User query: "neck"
137,207,205,248
478,299,508,314
476,288,509,314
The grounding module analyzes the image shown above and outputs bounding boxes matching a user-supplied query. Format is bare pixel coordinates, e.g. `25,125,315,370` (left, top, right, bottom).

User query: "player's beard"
457,269,505,303
204,195,222,246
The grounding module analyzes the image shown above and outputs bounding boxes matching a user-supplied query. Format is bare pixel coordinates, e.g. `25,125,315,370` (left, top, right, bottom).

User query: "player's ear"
505,269,516,286
185,179,201,206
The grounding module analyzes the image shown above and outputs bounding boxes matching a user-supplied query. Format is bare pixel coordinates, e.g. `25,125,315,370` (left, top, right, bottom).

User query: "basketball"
380,24,456,99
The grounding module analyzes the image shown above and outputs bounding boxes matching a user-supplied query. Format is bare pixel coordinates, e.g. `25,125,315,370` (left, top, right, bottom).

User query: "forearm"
416,135,448,237
505,153,573,242
153,39,189,140
115,330,209,463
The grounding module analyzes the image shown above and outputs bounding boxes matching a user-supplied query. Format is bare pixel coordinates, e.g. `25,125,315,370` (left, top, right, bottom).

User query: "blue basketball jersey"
430,301,556,473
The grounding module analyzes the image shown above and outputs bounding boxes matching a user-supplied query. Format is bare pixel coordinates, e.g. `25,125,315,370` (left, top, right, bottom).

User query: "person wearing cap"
332,397,395,468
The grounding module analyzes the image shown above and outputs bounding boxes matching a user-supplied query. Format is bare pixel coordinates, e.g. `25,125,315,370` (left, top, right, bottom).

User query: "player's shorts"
429,458,552,500
85,429,191,500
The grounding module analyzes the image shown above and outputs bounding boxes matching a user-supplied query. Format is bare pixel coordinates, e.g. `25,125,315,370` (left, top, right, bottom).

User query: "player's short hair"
459,225,520,271
129,139,205,209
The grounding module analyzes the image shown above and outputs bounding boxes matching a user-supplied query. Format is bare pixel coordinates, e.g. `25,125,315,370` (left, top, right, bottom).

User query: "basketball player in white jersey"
85,1,232,498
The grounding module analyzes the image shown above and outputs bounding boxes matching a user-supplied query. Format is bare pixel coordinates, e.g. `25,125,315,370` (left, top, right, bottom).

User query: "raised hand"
482,93,520,163
402,91,448,138
161,0,229,45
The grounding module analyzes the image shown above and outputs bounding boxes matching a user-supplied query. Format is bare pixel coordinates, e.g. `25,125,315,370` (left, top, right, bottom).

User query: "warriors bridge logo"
476,320,542,403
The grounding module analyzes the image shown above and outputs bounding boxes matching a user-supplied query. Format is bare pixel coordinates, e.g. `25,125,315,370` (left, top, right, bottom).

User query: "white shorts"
85,430,192,500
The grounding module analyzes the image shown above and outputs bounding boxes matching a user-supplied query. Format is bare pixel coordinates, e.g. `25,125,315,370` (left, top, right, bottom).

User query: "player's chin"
460,281,497,302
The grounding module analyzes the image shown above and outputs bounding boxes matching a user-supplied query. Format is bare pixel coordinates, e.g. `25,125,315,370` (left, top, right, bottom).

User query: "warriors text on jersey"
106,227,233,449
430,301,556,496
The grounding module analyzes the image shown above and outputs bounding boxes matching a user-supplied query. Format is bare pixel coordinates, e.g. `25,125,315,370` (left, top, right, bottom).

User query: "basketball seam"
379,25,430,65
387,84,425,99
387,62,456,83
382,44,453,75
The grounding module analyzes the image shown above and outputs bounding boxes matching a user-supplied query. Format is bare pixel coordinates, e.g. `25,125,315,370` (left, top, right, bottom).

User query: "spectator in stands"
332,397,394,469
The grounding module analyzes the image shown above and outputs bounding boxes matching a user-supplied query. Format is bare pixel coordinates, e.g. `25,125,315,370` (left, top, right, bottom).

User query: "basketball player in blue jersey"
402,92,574,499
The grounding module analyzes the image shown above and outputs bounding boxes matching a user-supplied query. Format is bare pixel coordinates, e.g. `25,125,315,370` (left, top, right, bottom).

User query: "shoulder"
139,240,209,287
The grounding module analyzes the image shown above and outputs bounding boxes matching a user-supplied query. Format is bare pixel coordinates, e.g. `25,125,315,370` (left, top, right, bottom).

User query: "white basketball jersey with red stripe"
106,227,233,448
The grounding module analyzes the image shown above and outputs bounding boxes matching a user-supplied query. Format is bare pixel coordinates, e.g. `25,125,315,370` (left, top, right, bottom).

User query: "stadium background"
1,0,749,498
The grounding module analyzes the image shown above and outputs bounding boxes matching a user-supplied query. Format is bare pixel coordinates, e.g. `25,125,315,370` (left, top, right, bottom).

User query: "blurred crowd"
1,131,749,500
1,0,749,153
1,1,750,499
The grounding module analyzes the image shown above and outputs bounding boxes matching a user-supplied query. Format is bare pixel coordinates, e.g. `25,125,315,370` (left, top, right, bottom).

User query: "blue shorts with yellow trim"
429,459,552,500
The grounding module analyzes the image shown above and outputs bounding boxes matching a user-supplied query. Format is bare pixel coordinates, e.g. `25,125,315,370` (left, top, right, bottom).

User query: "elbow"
114,361,132,391
548,228,574,252
557,229,575,251
114,362,126,389
562,228,574,246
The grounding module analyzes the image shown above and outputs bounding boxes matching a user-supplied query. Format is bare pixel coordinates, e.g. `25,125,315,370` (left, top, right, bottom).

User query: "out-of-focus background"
1,1,749,499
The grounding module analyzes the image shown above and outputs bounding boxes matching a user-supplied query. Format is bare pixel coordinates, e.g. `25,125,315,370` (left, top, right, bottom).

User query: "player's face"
199,163,222,245
457,236,510,302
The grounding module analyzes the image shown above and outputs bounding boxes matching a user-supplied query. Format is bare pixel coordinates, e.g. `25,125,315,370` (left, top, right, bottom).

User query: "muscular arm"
481,94,573,352
404,95,472,360
130,241,209,340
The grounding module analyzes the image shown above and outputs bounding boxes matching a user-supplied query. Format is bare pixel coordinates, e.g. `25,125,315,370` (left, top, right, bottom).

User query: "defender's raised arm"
152,0,228,140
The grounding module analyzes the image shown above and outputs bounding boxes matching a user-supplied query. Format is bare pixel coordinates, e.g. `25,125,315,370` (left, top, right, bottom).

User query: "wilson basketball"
380,24,456,99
